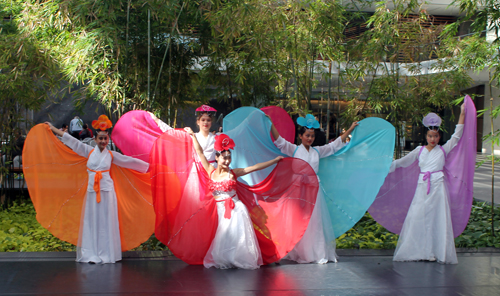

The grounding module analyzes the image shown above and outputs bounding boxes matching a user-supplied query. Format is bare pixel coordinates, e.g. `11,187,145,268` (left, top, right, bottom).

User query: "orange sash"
87,149,113,203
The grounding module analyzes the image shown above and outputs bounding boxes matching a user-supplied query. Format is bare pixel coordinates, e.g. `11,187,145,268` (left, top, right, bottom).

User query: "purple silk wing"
369,95,477,237
445,95,477,237
368,161,420,234
111,110,163,162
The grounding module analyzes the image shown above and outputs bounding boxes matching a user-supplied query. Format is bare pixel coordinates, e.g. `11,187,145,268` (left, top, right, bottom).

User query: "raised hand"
184,127,195,135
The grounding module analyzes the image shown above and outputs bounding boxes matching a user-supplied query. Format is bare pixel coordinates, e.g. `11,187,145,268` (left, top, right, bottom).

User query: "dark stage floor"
1,251,499,295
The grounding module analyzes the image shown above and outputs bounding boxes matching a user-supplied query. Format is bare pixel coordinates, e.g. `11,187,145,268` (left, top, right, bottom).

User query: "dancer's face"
96,131,110,151
216,151,232,169
197,114,212,133
299,129,315,148
426,130,440,147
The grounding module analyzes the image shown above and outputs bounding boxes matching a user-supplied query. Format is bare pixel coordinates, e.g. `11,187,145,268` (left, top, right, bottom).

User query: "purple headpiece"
422,113,442,130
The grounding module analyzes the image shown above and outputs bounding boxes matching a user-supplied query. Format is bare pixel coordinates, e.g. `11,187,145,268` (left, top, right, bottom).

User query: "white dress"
274,136,346,264
203,171,262,269
61,133,149,263
195,132,216,163
157,119,216,164
390,124,464,264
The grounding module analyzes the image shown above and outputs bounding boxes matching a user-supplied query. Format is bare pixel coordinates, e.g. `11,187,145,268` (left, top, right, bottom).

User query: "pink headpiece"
196,105,217,113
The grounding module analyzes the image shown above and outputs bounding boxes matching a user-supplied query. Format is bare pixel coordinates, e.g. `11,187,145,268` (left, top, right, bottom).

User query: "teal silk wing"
318,118,395,237
224,107,395,237
223,107,284,186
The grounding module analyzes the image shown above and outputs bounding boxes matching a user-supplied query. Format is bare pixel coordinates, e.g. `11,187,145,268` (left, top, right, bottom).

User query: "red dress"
203,170,261,269
150,129,319,266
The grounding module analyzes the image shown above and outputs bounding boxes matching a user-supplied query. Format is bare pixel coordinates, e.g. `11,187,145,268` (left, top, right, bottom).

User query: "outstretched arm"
112,152,149,173
46,122,65,137
233,156,284,178
389,147,420,173
149,112,172,132
340,121,359,143
184,127,213,174
46,122,93,158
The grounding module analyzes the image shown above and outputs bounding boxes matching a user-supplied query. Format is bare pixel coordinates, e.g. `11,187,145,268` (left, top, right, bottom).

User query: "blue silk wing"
224,108,395,237
319,117,395,237
223,107,285,186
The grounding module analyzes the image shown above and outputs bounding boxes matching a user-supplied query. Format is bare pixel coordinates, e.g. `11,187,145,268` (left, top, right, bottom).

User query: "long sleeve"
60,133,93,158
442,124,464,155
389,146,420,173
111,151,149,173
156,118,173,133
316,137,346,158
274,136,298,157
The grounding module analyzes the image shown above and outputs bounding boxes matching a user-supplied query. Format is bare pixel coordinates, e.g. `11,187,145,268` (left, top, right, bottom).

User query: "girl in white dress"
391,104,465,264
150,105,217,164
184,127,283,269
46,116,149,264
269,114,358,264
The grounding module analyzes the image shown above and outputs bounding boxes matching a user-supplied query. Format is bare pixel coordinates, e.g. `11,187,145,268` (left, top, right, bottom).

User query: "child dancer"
269,115,357,264
149,128,319,268
23,115,154,264
370,97,477,264
223,108,395,264
186,127,282,268
391,105,464,263
150,105,217,161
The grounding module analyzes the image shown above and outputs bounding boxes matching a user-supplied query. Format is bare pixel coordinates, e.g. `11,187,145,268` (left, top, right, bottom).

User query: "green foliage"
3,0,485,131
203,0,346,113
336,212,399,249
11,0,206,121
455,201,500,248
0,201,75,252
131,234,168,252
342,0,469,123
443,0,500,149
0,0,60,176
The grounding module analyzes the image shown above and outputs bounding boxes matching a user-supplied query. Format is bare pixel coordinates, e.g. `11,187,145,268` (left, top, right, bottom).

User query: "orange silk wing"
111,165,155,250
23,124,154,250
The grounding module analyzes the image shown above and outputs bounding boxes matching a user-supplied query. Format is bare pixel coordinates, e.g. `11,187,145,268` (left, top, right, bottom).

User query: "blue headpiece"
297,114,320,129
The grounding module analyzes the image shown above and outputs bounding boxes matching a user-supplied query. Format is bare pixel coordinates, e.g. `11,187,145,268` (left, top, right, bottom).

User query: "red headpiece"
92,115,113,131
214,134,235,152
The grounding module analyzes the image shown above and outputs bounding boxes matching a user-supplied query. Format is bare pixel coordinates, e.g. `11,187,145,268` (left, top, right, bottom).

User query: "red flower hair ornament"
92,115,113,131
214,134,235,152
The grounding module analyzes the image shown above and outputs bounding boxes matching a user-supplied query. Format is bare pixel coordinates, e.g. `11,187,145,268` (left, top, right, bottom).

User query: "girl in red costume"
149,127,319,269
185,127,281,269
